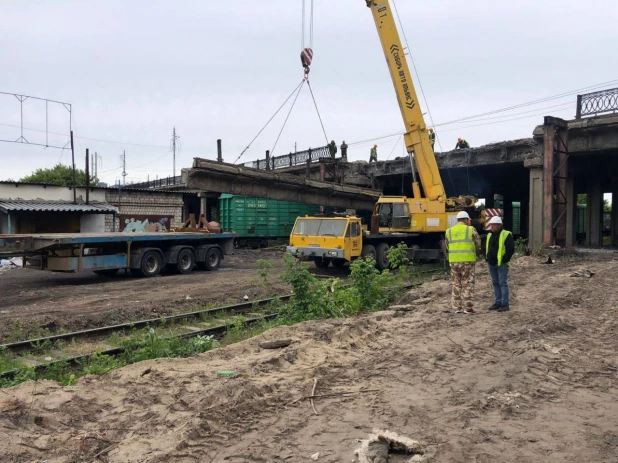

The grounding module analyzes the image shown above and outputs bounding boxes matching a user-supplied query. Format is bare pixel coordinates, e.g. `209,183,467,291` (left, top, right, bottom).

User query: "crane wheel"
313,257,331,269
375,243,390,270
361,244,376,262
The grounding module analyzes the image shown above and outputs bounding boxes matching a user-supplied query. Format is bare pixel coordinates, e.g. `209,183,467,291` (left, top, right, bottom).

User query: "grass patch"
0,328,219,388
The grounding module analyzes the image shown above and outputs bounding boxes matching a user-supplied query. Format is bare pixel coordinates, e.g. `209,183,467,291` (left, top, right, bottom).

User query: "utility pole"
85,148,90,204
121,150,127,185
91,152,101,182
70,130,76,204
171,127,180,178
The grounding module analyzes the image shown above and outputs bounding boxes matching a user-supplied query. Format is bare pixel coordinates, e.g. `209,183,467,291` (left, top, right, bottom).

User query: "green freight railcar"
219,194,321,248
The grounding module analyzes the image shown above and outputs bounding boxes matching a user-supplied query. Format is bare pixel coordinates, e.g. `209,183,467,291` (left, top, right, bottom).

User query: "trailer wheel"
175,248,195,274
375,243,390,271
93,269,119,277
201,247,222,271
313,257,331,268
361,244,376,261
332,259,346,268
136,250,163,278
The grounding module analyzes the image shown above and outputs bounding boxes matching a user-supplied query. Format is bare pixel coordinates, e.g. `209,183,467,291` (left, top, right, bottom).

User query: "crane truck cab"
286,216,363,269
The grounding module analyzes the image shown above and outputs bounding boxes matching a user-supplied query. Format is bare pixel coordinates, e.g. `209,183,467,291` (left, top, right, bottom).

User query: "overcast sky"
1,0,617,186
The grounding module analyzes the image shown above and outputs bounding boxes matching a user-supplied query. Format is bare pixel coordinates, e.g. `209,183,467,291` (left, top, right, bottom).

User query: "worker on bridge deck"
446,211,481,314
369,144,378,162
328,140,337,158
455,138,470,150
340,141,348,161
428,128,436,151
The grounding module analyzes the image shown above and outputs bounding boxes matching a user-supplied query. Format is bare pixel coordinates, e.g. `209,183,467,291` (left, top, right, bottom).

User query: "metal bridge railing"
576,87,618,118
125,176,183,189
242,145,331,170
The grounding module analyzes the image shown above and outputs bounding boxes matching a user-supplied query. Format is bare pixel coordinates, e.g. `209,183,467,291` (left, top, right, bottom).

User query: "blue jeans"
488,264,509,306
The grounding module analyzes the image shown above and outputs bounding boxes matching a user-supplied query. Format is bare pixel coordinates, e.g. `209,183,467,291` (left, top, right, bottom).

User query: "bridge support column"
586,181,602,247
199,196,207,217
565,172,576,248
609,181,618,246
525,158,544,249
542,117,569,247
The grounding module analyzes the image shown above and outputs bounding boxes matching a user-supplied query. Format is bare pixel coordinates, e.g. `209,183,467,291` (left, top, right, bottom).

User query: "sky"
1,0,617,187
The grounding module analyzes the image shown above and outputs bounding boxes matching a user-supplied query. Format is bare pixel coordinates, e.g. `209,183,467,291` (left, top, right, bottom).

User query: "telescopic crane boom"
365,0,474,213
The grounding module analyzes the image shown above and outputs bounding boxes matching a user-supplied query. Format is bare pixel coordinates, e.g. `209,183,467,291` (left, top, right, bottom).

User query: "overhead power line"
345,78,618,147
437,78,618,126
0,122,168,149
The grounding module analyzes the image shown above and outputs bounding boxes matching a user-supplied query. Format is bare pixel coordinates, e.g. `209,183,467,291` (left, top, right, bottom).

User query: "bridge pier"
526,158,544,249
586,181,603,247
565,173,576,248
612,182,618,246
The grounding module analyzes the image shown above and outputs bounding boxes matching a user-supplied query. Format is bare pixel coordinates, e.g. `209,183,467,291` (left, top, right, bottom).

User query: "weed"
29,339,54,355
220,319,279,346
514,237,529,255
0,347,26,374
256,259,274,288
0,327,220,389
80,352,124,376
0,367,36,388
387,242,411,277
279,255,336,323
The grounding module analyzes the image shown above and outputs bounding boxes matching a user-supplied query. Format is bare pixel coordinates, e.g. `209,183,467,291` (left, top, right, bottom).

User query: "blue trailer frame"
0,232,236,277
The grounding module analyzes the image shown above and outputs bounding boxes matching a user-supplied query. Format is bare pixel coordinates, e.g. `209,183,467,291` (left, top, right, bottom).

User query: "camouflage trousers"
450,262,476,310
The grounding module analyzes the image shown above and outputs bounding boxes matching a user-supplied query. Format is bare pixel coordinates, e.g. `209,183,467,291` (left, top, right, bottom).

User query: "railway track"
0,295,291,380
0,275,441,381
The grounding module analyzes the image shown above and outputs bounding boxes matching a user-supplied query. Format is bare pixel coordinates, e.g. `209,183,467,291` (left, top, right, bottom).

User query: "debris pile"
354,429,425,463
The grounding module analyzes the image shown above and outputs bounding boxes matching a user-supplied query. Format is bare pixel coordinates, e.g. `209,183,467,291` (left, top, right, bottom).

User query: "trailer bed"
0,232,236,277
0,232,234,255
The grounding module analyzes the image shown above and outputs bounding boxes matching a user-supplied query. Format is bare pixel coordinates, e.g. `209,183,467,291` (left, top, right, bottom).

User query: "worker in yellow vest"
369,145,378,162
486,216,514,312
446,211,481,314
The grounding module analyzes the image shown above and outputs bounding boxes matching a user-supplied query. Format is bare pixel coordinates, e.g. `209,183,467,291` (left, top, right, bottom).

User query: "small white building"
0,182,190,234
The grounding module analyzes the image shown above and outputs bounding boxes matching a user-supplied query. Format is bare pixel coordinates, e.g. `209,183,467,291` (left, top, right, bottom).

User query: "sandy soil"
0,249,297,341
1,253,618,462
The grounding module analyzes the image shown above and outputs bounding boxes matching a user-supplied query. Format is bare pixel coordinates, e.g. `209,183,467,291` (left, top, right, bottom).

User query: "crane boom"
366,0,446,204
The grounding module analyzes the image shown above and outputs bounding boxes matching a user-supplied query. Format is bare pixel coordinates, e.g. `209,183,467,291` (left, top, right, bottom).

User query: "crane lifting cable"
300,0,314,78
234,79,305,164
236,0,328,163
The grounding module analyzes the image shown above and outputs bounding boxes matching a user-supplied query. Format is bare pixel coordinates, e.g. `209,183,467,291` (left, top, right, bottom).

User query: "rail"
242,145,332,170
0,279,431,380
576,87,618,118
0,295,291,356
124,176,184,189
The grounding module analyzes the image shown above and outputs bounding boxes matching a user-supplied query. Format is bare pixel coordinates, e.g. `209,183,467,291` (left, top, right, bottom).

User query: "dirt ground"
0,249,300,341
1,253,618,462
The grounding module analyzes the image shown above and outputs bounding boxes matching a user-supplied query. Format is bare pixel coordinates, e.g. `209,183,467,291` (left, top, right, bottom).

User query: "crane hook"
301,47,313,78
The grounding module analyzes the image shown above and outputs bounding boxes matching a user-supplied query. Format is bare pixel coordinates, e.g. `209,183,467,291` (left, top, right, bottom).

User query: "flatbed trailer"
0,232,235,277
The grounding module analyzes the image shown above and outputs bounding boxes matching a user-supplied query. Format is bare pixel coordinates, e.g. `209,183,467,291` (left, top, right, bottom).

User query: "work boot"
488,302,501,311
497,305,510,312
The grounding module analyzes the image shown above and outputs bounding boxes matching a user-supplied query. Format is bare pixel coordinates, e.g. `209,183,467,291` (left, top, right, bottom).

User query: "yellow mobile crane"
287,0,476,270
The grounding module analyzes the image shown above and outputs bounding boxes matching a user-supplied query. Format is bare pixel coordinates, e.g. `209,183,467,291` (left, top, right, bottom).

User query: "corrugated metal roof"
0,199,119,213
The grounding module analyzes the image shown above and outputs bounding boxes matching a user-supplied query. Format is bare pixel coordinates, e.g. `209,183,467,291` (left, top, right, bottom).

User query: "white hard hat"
456,211,470,220
488,216,503,225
